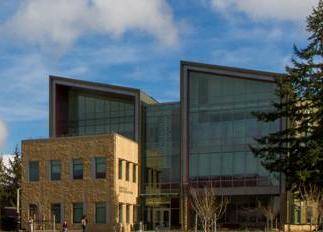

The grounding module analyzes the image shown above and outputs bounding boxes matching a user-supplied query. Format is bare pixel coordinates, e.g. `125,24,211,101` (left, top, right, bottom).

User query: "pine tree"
2,147,22,207
0,156,6,208
251,0,323,192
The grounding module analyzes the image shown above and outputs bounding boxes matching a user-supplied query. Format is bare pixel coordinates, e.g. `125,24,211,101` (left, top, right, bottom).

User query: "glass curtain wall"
188,71,280,187
143,103,181,229
66,89,135,139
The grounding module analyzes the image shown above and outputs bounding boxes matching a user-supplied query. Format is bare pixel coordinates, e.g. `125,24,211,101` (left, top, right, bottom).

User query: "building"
21,134,138,232
22,61,285,231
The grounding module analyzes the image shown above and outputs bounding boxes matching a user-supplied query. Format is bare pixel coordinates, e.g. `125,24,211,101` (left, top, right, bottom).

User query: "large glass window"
67,90,135,139
73,159,83,180
143,103,180,192
95,202,106,224
188,71,279,186
50,160,61,181
29,161,39,182
73,203,83,223
95,157,106,179
51,203,61,223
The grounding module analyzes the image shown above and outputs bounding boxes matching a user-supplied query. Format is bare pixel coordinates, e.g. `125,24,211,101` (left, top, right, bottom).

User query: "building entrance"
153,208,171,229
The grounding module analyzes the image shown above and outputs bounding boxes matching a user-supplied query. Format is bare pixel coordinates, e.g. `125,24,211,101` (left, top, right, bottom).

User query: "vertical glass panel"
188,71,279,186
143,103,180,188
66,89,135,140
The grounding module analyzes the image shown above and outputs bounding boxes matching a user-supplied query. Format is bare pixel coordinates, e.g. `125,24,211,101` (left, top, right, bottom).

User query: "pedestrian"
62,220,68,232
81,215,87,232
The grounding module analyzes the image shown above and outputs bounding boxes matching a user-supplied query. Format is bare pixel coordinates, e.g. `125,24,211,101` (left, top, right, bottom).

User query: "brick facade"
21,134,138,232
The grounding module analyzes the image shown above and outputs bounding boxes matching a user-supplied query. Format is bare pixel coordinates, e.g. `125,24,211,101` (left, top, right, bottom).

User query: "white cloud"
0,53,48,122
211,0,319,22
2,0,178,51
0,120,8,148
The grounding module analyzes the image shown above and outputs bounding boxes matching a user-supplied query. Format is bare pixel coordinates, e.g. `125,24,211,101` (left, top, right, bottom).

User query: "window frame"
126,162,130,181
73,202,83,223
118,159,123,180
50,160,61,181
95,202,106,224
29,161,39,182
132,164,137,183
51,203,61,223
95,157,106,179
72,159,83,180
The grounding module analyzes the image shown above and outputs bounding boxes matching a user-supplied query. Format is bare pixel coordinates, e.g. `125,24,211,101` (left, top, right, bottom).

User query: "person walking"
81,215,87,232
62,220,68,232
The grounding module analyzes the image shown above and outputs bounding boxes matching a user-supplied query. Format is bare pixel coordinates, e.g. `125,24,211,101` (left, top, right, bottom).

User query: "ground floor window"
29,204,38,220
51,203,61,223
96,202,106,224
73,203,83,223
119,204,123,223
126,205,130,223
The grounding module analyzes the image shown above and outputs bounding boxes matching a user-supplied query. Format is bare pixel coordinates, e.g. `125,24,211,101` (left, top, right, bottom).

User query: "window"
29,204,38,219
132,164,137,183
95,202,106,224
119,204,123,223
118,159,123,180
133,205,137,223
29,161,39,182
73,159,83,179
126,205,130,223
51,203,61,223
126,162,130,181
95,157,106,179
50,160,61,181
73,203,83,223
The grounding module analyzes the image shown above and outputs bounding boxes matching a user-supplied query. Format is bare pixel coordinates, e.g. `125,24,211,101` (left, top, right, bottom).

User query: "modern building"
22,61,285,231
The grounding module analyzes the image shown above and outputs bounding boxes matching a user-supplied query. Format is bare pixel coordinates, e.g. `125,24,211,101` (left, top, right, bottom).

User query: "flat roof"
181,60,286,78
50,75,158,104
22,132,136,144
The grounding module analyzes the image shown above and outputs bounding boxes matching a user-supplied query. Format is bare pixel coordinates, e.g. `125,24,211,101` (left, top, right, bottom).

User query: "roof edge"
180,60,286,78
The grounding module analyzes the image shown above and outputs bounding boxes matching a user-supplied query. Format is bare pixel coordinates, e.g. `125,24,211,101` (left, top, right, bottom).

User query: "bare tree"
190,184,228,232
299,184,323,232
240,197,280,231
257,197,280,232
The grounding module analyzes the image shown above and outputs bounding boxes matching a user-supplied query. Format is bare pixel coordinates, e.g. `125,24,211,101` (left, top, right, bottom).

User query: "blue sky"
0,0,319,154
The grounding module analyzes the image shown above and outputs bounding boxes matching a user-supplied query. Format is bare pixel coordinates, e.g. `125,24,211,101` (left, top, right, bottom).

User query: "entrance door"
153,208,171,229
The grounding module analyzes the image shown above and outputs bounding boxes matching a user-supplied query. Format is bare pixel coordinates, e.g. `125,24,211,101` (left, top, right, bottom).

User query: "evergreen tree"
251,0,323,192
0,156,6,208
1,147,21,207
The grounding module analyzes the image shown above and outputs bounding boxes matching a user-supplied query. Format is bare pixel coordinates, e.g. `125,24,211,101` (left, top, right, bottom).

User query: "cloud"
0,120,8,148
211,0,319,22
1,0,179,51
0,53,48,122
